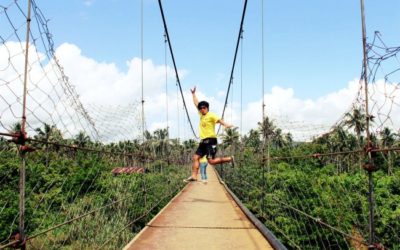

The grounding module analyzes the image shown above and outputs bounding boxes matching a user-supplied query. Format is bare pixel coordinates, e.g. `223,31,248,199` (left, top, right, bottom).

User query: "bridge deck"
124,166,273,250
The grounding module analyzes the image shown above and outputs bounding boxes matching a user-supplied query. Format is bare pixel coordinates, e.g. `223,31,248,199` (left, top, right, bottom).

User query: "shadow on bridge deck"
124,166,273,250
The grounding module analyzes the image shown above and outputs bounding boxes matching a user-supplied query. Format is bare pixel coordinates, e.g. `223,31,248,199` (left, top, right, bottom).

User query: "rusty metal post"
17,0,32,249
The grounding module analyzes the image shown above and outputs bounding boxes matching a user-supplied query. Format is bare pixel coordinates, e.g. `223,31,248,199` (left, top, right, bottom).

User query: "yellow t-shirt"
199,155,208,163
199,112,219,139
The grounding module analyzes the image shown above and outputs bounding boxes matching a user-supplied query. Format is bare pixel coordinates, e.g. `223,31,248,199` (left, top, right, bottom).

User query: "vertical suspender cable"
164,33,169,138
261,0,265,122
140,0,147,207
240,31,243,137
261,0,268,218
140,0,145,142
164,32,170,163
359,0,376,247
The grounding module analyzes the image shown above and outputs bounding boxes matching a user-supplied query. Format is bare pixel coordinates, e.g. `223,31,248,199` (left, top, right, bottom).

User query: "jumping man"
184,86,235,182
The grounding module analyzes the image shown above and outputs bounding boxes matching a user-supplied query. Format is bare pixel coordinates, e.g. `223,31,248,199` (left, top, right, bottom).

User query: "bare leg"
208,156,232,165
192,154,200,179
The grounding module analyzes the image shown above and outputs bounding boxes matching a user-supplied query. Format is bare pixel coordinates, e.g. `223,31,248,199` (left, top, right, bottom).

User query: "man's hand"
218,119,235,129
191,86,199,107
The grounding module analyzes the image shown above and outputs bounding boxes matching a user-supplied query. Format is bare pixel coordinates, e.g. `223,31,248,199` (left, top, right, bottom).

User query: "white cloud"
1,41,399,142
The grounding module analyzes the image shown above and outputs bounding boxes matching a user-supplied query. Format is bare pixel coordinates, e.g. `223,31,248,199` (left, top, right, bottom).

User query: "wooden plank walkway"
124,166,273,250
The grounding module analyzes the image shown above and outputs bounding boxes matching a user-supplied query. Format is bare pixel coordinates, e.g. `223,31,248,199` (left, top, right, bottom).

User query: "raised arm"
191,86,199,108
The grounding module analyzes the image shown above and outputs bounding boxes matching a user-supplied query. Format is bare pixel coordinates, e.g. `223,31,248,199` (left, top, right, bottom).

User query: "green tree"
258,117,275,141
243,129,261,151
74,131,91,148
379,127,396,174
221,127,240,149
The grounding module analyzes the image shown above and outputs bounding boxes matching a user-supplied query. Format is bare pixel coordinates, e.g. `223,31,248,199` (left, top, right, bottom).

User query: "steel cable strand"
96,183,184,249
63,179,144,248
76,163,170,247
258,196,304,249
2,0,99,139
28,157,106,248
0,163,51,245
270,196,369,247
292,167,347,248
262,219,302,250
43,168,106,248
267,160,322,247
157,0,197,139
279,174,323,248
227,164,308,248
8,146,142,248
304,159,355,249
18,187,147,249
0,188,143,249
218,0,248,135
312,169,369,248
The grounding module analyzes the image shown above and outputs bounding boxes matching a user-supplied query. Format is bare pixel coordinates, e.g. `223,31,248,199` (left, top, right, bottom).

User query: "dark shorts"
195,138,217,159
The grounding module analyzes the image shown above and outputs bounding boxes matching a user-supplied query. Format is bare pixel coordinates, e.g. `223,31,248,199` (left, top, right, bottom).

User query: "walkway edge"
214,166,287,250
123,182,189,250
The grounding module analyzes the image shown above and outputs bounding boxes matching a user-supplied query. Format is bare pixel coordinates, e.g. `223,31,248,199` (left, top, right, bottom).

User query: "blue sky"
1,0,399,140
40,0,399,100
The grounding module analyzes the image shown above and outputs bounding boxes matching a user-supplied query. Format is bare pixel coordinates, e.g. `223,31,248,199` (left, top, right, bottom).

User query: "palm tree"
74,131,91,148
272,128,285,149
344,107,369,170
258,117,275,141
379,127,396,174
220,127,240,149
284,132,294,148
344,107,368,146
244,129,261,151
153,128,169,157
144,130,153,141
35,123,52,141
183,139,197,150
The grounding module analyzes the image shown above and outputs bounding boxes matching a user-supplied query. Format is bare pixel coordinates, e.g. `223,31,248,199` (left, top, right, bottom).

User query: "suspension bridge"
1,0,399,249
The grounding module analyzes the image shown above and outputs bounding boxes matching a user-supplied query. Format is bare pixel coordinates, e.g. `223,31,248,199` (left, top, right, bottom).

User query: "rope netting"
216,26,400,250
0,0,101,140
0,140,189,249
0,1,193,249
1,0,400,249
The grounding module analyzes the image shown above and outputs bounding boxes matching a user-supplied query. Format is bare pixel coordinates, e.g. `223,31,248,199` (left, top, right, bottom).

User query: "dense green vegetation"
1,108,399,249
216,113,400,249
0,128,192,249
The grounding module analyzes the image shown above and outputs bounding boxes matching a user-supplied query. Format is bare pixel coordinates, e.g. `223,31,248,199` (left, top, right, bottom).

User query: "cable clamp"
11,230,26,249
10,131,27,145
312,153,321,158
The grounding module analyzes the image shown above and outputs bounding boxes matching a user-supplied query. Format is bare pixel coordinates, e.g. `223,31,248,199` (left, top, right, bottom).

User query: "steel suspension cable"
157,0,197,139
240,31,243,136
141,0,146,142
0,189,145,249
97,185,182,249
271,196,369,246
218,0,248,134
164,32,169,137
